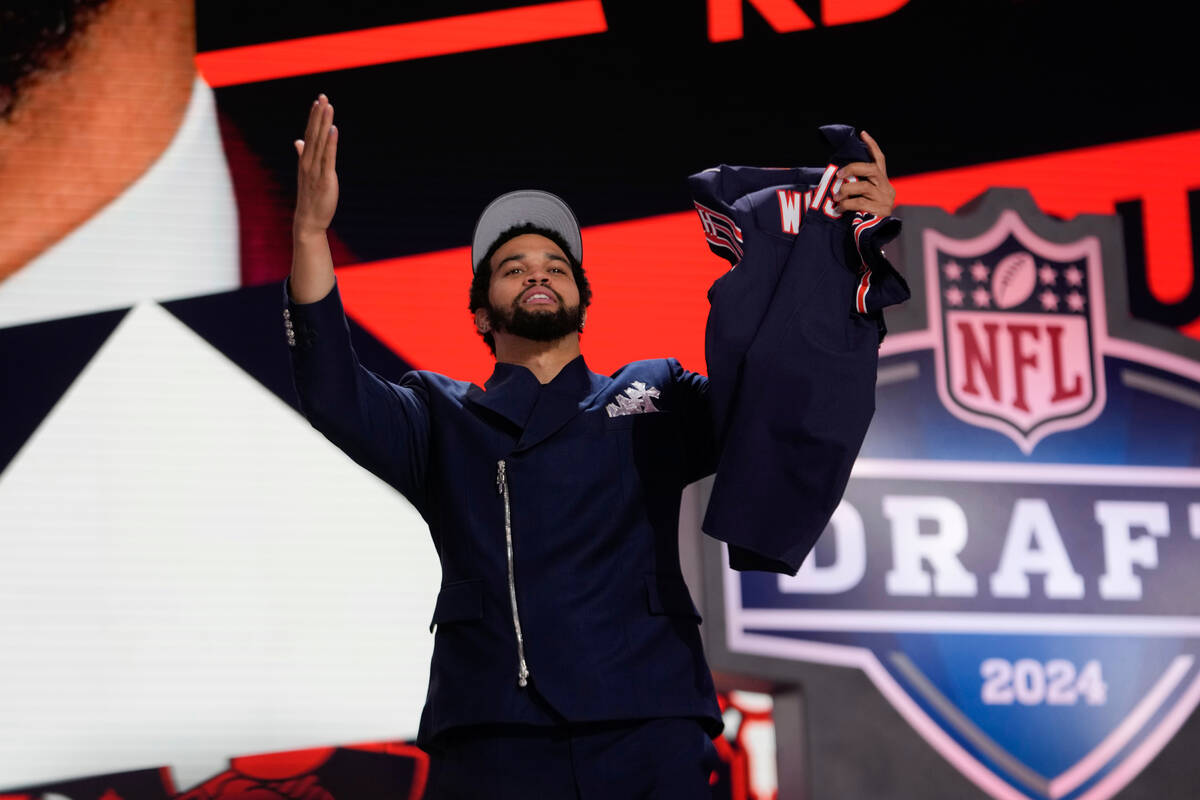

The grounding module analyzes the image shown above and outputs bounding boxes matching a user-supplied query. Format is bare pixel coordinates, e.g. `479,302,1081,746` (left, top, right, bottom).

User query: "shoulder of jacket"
610,358,679,382
401,369,473,396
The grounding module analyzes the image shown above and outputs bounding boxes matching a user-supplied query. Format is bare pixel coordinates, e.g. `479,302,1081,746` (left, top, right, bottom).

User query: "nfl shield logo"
706,189,1200,800
928,209,1107,453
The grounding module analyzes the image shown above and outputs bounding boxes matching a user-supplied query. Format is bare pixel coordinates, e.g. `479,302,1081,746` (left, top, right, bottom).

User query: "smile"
521,290,557,304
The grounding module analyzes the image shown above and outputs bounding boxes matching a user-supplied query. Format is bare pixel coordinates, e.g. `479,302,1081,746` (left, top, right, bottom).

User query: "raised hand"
288,94,338,304
293,94,340,236
833,130,896,218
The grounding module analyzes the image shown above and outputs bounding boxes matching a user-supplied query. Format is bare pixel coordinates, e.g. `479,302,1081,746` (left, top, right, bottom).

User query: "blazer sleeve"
283,278,431,513
666,358,718,486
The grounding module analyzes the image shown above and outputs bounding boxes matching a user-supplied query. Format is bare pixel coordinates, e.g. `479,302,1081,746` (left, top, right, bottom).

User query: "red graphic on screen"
336,211,729,385
895,130,1200,331
180,773,332,800
706,0,910,42
331,130,1200,385
714,692,777,800
196,2,608,88
174,742,426,800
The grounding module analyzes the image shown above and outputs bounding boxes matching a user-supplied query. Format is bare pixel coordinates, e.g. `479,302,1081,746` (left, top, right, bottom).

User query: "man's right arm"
290,94,338,303
285,96,430,509
285,278,430,508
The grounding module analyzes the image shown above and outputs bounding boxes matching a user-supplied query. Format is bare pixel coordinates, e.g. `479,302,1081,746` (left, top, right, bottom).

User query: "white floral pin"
605,381,661,417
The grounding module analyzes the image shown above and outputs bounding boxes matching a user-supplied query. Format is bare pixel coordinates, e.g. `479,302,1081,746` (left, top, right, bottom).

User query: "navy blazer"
285,281,722,746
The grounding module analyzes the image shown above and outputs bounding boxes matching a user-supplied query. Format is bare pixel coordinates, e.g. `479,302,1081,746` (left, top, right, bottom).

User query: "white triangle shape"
0,301,440,790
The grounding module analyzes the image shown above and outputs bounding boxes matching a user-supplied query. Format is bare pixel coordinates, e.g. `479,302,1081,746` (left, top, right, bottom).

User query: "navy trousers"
423,717,719,799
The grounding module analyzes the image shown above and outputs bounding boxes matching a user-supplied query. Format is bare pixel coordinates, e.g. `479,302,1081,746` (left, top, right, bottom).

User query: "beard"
1,0,112,118
488,291,584,343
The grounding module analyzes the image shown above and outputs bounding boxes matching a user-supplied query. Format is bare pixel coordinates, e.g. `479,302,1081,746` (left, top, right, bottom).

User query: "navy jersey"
690,124,910,574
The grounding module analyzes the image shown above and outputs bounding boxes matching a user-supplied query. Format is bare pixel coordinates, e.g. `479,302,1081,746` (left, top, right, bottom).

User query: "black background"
200,0,1197,260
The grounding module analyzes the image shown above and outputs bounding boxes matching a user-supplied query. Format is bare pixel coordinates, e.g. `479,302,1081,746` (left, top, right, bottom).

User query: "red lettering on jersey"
809,164,838,216
820,176,844,219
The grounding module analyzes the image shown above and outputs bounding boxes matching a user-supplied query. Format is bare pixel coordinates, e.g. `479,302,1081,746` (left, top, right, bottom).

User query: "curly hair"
1,0,113,119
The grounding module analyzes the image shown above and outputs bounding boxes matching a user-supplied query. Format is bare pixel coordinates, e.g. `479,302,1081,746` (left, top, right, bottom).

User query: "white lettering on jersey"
777,190,803,235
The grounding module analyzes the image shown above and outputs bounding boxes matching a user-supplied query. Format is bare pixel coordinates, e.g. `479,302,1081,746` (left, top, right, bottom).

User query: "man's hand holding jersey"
832,130,896,218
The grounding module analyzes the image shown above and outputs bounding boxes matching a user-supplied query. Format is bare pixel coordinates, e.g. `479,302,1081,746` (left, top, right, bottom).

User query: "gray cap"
471,189,582,273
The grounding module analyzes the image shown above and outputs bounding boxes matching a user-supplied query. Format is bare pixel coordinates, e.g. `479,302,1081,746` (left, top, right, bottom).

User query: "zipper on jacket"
496,459,530,687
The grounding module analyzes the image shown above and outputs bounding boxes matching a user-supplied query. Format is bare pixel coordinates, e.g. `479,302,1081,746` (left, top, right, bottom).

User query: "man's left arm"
667,359,718,486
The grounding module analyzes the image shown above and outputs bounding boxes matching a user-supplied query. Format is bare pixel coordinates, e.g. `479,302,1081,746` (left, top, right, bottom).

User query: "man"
286,94,897,798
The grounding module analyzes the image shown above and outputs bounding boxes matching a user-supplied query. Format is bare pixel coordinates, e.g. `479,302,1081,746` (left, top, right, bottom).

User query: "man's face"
482,233,584,342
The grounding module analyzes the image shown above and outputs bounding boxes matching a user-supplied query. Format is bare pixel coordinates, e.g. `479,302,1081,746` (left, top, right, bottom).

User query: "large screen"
1,1,1196,797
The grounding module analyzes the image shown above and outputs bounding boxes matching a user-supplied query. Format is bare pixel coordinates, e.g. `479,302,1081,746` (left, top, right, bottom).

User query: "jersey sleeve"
687,165,816,267
687,166,750,266
819,124,911,317
688,127,879,268
284,279,431,512
850,211,909,317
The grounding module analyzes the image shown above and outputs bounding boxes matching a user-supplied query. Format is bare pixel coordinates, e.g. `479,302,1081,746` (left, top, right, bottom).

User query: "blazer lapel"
516,357,612,452
465,363,541,431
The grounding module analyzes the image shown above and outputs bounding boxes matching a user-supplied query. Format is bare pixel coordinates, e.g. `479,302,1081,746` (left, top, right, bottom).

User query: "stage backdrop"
1,1,1197,798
